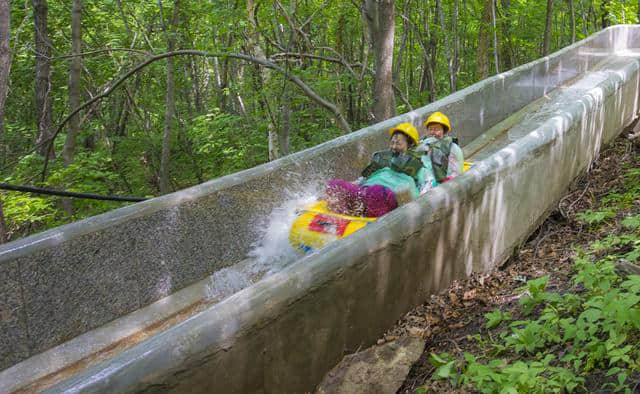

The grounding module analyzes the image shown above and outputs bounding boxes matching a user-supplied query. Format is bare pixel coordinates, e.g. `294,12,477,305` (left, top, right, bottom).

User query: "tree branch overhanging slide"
41,49,353,180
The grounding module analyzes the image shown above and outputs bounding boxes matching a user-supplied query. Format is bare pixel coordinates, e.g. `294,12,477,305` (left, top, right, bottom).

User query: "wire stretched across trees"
0,182,147,202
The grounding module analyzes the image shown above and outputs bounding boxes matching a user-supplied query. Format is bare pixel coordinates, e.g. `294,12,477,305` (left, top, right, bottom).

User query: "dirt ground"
378,131,640,393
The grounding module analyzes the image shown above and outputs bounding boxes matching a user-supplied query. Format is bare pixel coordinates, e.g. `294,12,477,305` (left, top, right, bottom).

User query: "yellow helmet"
388,122,419,146
424,112,451,133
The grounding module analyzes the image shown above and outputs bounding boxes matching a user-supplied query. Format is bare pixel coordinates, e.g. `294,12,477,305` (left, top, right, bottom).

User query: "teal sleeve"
416,166,427,191
446,143,464,177
420,155,438,193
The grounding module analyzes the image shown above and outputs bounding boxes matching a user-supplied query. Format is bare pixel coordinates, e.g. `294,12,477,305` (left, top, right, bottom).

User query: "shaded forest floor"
382,130,640,393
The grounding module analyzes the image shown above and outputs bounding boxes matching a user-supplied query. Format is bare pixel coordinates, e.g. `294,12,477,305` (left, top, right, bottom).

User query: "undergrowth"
419,166,640,393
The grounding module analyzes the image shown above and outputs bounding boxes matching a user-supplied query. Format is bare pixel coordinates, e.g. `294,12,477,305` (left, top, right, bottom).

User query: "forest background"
0,0,638,243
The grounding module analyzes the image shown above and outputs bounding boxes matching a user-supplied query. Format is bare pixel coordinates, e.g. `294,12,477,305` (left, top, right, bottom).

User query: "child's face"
389,132,409,154
426,123,445,139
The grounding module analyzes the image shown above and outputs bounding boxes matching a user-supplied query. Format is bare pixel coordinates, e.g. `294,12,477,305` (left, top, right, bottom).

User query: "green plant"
576,209,617,225
485,310,512,329
429,249,639,393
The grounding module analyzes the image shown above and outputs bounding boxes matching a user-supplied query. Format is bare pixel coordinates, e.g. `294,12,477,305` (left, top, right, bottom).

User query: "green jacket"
360,150,427,200
418,136,464,191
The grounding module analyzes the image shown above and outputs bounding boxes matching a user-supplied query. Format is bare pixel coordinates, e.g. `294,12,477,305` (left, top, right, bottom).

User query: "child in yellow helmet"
325,123,428,217
418,112,464,193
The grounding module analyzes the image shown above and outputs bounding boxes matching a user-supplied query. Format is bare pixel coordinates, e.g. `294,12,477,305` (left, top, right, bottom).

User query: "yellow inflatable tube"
289,200,377,253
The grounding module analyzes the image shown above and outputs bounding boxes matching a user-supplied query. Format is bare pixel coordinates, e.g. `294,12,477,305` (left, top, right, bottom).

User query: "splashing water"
246,191,319,273
205,176,327,302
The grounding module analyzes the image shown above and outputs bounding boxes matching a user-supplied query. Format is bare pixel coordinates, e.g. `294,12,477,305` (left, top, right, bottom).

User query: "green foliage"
424,252,640,392
517,275,562,315
621,214,640,229
429,352,459,383
576,209,617,225
2,192,55,233
186,110,267,178
2,147,130,238
485,310,512,329
420,209,640,393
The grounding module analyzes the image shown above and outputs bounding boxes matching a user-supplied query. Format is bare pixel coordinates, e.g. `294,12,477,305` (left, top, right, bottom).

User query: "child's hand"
395,189,413,205
415,143,430,154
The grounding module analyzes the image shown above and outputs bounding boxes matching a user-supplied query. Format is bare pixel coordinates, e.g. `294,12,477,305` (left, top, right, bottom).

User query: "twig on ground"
442,337,462,354
631,377,640,393
626,130,640,140
534,228,558,257
566,180,591,215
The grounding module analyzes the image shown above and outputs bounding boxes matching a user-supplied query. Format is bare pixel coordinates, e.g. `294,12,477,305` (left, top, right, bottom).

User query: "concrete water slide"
1,25,640,393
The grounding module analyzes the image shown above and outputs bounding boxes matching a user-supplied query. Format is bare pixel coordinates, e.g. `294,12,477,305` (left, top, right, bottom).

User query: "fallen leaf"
408,327,425,337
425,313,441,325
449,321,467,329
463,289,477,300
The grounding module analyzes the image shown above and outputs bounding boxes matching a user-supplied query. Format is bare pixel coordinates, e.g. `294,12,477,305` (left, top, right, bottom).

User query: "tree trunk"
499,0,514,70
64,0,81,166
0,198,7,244
213,32,233,112
426,6,437,101
437,0,459,93
581,2,589,37
568,0,575,43
61,0,81,214
477,0,491,79
33,0,54,158
491,0,499,74
394,0,410,87
190,57,203,113
451,0,459,91
364,0,395,122
159,0,179,195
0,0,9,140
542,0,553,56
246,0,281,160
116,0,131,36
272,0,299,158
601,0,610,28
280,88,290,156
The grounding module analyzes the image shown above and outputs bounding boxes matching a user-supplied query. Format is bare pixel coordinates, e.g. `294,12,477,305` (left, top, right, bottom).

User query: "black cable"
0,183,148,202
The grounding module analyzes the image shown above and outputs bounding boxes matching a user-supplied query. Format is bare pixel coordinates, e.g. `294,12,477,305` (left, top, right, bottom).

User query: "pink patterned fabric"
325,179,397,218
362,184,397,217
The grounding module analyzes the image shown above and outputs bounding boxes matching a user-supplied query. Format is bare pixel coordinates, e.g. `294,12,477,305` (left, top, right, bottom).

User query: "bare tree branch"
274,0,312,49
41,49,352,179
271,51,413,111
52,47,151,60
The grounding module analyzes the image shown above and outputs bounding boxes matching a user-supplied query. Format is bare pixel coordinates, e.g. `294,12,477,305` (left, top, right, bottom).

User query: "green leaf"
576,209,616,225
429,352,451,367
621,215,640,229
434,360,457,380
499,387,519,394
485,310,512,329
580,308,601,323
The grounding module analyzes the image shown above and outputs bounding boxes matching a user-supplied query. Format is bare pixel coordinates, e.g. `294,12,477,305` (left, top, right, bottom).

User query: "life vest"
361,150,423,182
425,136,453,183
